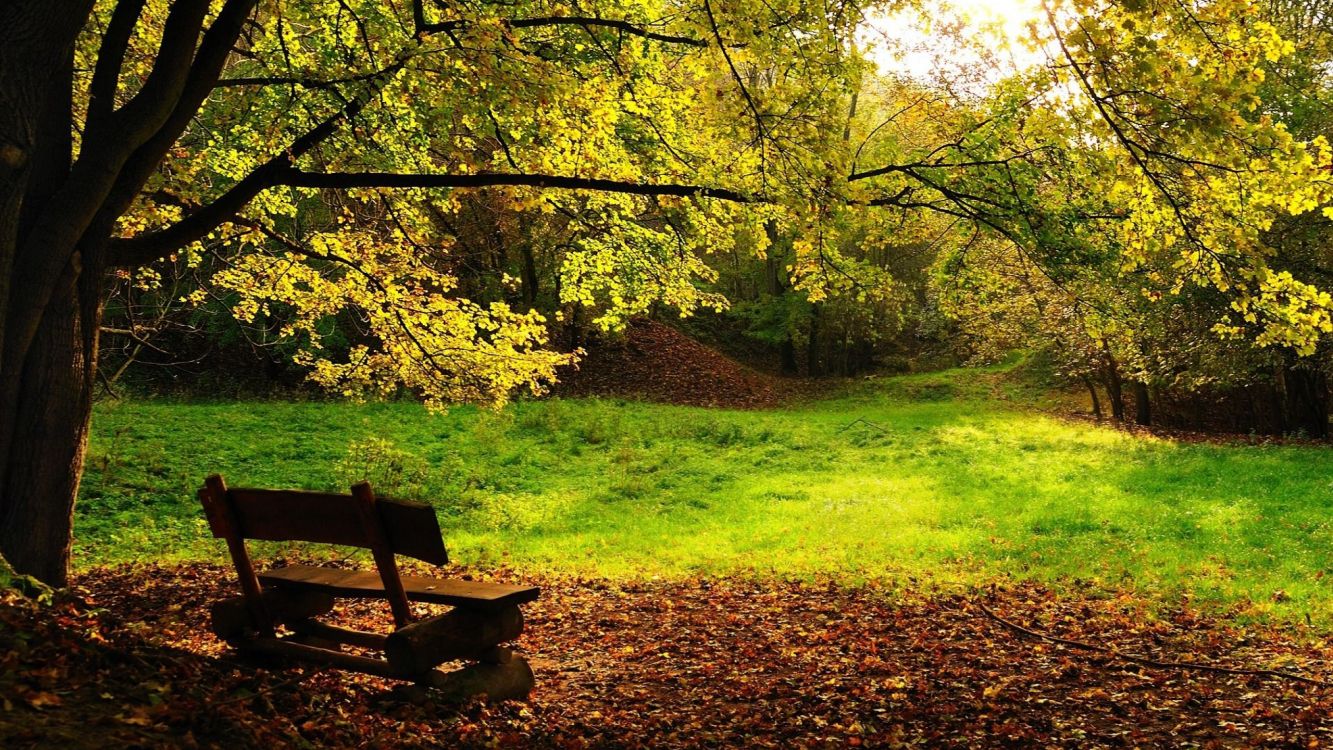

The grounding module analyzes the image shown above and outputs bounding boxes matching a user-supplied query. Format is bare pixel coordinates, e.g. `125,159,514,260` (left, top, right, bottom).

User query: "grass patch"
77,367,1333,624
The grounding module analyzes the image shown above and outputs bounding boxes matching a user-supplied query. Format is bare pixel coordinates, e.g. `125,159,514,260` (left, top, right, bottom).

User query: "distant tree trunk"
519,243,538,308
762,220,799,376
780,334,798,375
566,304,585,350
1243,388,1259,434
1132,381,1152,426
806,303,822,377
852,340,874,376
1262,381,1287,436
1101,348,1125,422
1279,365,1329,438
1083,376,1103,420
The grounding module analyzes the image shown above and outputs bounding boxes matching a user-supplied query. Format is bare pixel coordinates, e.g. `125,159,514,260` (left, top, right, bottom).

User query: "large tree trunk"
0,2,97,586
0,255,101,585
1,0,371,587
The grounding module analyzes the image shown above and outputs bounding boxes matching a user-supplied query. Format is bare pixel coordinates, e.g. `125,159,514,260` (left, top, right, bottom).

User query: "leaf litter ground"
2,563,1331,748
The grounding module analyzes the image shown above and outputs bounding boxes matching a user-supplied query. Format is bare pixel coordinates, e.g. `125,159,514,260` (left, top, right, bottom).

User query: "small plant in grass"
89,425,131,488
578,410,623,445
606,441,677,500
683,417,748,447
516,399,568,434
466,490,573,531
334,438,430,501
469,408,516,454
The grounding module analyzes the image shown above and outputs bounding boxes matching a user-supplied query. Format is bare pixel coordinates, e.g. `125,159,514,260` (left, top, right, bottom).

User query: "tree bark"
0,252,101,585
0,3,97,586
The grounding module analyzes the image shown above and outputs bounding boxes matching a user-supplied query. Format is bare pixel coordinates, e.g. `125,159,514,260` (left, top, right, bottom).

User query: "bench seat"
259,565,539,612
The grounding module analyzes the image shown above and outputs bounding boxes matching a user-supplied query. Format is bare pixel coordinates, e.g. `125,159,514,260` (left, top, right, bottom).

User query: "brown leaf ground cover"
554,319,799,409
3,564,1332,748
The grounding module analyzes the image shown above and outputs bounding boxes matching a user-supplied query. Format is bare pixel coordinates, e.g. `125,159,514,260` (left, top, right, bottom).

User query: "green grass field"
77,368,1333,623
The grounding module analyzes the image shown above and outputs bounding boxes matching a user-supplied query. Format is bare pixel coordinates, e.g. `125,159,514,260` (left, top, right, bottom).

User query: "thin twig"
977,600,1330,687
837,418,888,435
96,366,122,400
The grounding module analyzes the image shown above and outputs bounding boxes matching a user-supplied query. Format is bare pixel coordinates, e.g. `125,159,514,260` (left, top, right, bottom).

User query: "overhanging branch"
279,170,752,201
109,165,753,268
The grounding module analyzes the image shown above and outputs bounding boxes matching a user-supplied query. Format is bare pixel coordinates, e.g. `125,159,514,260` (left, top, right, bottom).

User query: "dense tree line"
936,0,1333,436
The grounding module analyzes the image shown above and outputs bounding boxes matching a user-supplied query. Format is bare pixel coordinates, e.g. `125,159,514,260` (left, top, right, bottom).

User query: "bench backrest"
199,474,447,629
202,486,448,565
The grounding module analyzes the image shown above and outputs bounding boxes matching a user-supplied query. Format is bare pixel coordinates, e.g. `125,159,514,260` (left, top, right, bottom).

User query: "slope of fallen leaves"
3,564,1332,748
554,319,797,409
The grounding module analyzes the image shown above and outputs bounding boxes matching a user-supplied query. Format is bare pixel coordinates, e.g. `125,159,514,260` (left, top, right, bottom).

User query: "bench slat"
258,565,539,611
219,489,448,566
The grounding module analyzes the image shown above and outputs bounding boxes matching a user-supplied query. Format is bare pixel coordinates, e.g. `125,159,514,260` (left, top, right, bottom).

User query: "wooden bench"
198,474,539,701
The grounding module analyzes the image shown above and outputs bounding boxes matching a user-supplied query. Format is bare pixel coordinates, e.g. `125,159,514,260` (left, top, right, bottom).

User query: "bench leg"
287,632,343,652
288,619,388,651
384,604,523,675
240,636,401,677
417,655,535,703
210,590,335,643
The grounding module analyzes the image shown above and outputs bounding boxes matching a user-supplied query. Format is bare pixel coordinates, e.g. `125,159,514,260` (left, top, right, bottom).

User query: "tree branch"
101,0,212,144
849,157,1033,183
702,0,769,152
213,65,398,90
97,0,263,225
412,1,705,47
278,170,754,202
108,72,392,267
85,0,147,131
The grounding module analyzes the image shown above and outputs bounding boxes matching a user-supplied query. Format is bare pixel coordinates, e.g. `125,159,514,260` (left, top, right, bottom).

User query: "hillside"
553,319,798,409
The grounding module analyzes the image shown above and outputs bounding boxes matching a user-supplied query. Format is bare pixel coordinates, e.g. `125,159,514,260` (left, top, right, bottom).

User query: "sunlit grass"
77,367,1333,623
